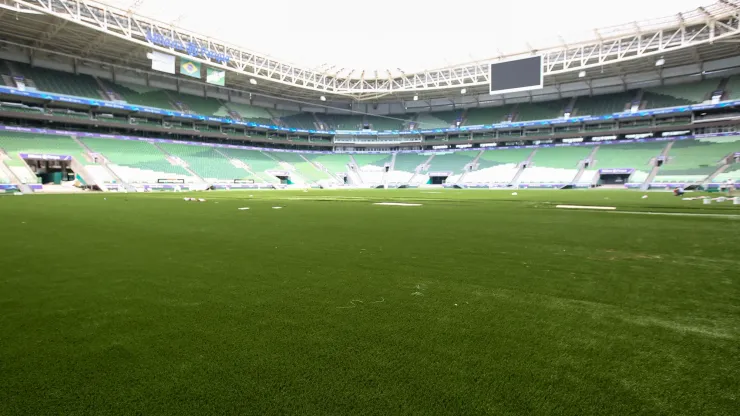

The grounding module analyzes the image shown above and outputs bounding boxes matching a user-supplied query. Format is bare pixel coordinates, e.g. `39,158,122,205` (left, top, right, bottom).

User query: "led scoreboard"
489,56,543,95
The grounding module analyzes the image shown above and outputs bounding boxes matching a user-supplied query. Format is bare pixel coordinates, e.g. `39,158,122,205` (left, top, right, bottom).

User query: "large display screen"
489,56,543,95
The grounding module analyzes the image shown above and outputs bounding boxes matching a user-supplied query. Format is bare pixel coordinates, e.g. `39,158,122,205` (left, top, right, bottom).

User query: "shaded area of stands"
99,79,176,110
11,62,103,99
573,92,634,116
465,106,513,125
643,79,719,109
516,100,569,121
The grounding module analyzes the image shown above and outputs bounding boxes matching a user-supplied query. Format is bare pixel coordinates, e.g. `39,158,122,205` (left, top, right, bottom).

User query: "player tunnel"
21,153,77,184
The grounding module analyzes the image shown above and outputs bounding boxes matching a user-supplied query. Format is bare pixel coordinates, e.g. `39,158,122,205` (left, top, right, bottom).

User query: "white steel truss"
9,0,740,99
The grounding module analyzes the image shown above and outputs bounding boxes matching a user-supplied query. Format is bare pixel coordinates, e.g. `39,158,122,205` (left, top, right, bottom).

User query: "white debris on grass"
238,207,250,211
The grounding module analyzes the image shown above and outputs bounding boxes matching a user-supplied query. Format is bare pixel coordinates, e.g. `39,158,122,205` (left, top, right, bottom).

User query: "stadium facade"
0,0,739,193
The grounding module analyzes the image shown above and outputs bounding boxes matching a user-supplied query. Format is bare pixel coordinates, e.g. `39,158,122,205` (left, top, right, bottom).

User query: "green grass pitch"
1,189,738,415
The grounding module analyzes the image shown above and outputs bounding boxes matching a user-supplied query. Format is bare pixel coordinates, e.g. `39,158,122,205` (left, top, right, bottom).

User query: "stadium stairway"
407,154,435,185
348,155,364,185
71,136,132,191
0,150,32,193
653,136,740,186
509,149,538,187
642,141,675,189
458,148,529,185
518,146,593,187
151,142,205,182
0,132,112,191
571,146,600,186
454,150,486,184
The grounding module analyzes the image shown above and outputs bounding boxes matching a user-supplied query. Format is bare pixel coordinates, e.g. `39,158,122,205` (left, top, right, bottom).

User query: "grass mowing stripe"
0,189,738,415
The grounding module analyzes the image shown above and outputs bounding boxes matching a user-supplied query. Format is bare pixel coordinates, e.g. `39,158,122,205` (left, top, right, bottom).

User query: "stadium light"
320,96,326,101
655,58,665,67
578,70,586,78
461,88,467,95
249,79,257,85
413,95,418,101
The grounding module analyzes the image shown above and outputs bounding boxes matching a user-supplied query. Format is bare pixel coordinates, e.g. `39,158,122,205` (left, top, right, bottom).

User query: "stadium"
0,0,738,414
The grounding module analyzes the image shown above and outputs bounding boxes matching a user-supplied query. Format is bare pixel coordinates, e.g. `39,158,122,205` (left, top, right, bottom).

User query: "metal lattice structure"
3,0,740,101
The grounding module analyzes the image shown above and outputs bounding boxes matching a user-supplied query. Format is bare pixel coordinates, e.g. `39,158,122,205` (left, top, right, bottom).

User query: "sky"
102,0,709,75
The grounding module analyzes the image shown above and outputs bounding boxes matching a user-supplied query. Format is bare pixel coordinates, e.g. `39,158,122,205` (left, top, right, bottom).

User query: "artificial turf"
0,189,738,415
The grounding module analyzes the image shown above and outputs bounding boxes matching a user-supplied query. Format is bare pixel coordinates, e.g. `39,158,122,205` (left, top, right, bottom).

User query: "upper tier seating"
465,106,514,125
724,75,740,100
319,114,365,130
365,116,405,131
12,62,103,99
168,93,223,116
224,102,274,125
643,79,720,109
100,80,176,110
573,92,635,116
516,100,569,121
278,112,318,130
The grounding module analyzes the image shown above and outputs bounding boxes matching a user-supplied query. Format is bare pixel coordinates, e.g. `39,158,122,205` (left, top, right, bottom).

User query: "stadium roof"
94,0,706,76
1,0,740,107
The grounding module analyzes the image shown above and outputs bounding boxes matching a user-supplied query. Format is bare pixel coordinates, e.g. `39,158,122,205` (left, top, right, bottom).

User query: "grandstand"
654,136,740,184
519,146,593,185
587,141,667,185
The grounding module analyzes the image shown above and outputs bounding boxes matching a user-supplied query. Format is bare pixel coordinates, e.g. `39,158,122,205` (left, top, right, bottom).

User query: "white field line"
374,202,423,207
610,211,740,219
556,205,617,210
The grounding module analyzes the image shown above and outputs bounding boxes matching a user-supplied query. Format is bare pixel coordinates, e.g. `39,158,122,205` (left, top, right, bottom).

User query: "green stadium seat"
574,92,634,116
268,152,333,182
654,137,740,184
585,141,666,183
81,137,193,183
427,151,477,173
644,79,719,108
158,143,253,181
465,106,514,125
218,148,283,183
11,62,104,99
99,80,176,110
516,99,569,121
415,113,450,129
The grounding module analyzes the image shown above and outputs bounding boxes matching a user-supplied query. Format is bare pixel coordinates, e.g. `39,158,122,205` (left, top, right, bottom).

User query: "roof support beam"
10,0,740,99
